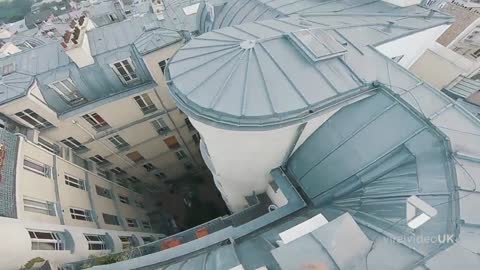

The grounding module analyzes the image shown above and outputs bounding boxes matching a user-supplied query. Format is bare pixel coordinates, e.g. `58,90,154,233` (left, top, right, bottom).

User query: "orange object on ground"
196,227,209,239
161,239,182,250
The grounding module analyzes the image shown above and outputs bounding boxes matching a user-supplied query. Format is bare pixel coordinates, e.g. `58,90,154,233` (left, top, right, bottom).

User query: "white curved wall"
191,119,300,211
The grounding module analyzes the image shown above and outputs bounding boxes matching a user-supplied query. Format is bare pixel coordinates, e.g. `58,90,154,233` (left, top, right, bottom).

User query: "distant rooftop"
0,14,182,114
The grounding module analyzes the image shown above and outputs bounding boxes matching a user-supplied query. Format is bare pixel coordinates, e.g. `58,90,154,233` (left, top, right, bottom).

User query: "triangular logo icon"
406,195,437,229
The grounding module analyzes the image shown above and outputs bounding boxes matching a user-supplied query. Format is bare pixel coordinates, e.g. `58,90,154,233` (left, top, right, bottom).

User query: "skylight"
288,29,346,62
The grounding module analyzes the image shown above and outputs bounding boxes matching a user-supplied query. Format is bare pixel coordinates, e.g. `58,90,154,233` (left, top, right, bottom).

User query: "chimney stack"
62,16,96,68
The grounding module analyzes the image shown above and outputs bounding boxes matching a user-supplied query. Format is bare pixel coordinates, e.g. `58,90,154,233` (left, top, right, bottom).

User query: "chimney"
62,16,96,68
0,42,21,58
151,0,166,21
382,0,422,7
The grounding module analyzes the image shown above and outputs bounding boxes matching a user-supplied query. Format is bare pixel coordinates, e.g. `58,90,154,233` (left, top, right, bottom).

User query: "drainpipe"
71,120,136,168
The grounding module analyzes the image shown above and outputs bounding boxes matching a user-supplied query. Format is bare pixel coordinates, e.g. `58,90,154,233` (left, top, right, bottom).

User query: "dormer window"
49,78,85,104
112,58,138,85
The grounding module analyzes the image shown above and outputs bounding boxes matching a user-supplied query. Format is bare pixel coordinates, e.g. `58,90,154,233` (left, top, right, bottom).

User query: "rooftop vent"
288,29,346,62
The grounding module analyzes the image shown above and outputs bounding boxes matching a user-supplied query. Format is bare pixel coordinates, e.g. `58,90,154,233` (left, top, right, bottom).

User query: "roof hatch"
288,29,346,62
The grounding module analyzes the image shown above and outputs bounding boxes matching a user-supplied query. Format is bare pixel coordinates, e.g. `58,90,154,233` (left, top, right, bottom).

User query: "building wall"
376,24,451,69
409,43,480,89
0,217,161,270
190,118,301,211
15,136,152,233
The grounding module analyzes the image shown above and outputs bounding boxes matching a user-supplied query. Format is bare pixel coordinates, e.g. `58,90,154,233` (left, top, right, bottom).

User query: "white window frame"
29,230,65,250
48,78,84,104
119,236,133,250
111,167,126,175
135,200,144,209
126,218,138,228
24,157,51,178
37,137,58,154
102,213,120,225
175,150,187,160
134,93,157,114
108,135,129,149
142,220,151,230
151,118,170,135
15,109,53,130
61,137,87,151
118,195,129,204
65,174,86,190
111,58,138,85
23,196,57,216
70,207,93,221
84,234,108,250
89,155,108,165
96,185,113,199
82,113,110,130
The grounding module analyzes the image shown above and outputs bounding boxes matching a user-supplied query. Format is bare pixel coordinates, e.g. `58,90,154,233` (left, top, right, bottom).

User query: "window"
49,78,85,104
85,234,108,250
38,137,59,154
126,151,144,163
108,135,129,149
23,197,56,216
151,118,170,135
158,59,168,74
70,207,93,221
118,195,129,204
135,200,144,209
185,118,195,131
65,174,86,190
164,136,180,150
192,133,200,144
96,185,112,199
119,236,134,249
142,220,151,230
473,48,480,59
89,155,109,165
142,236,154,243
102,213,120,225
128,176,140,183
126,218,138,228
29,230,65,250
61,137,88,152
82,113,110,130
134,93,157,114
110,167,126,175
24,157,51,177
112,58,138,84
143,163,155,172
97,169,108,179
15,109,53,130
175,150,187,160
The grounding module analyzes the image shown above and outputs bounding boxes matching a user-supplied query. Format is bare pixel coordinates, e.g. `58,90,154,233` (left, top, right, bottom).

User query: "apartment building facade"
0,121,163,269
0,14,203,195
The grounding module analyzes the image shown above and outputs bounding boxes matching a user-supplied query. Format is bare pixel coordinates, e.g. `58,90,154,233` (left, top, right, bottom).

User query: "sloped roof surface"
168,3,452,129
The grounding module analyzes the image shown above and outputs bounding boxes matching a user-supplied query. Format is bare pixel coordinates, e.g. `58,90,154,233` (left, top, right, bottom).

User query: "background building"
0,118,162,269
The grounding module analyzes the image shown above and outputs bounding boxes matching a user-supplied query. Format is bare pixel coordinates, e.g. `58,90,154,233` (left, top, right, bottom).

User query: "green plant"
19,257,45,270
